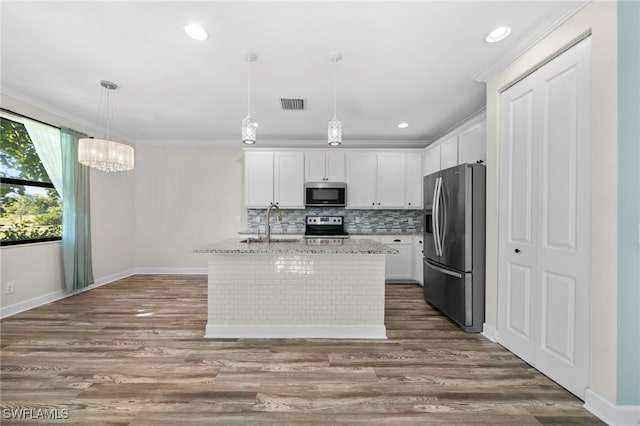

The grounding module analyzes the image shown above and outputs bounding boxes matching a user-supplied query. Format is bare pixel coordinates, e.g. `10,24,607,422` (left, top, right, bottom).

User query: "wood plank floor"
1,275,603,425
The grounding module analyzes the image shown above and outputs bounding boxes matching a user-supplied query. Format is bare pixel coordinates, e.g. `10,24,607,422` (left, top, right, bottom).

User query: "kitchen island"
196,238,397,339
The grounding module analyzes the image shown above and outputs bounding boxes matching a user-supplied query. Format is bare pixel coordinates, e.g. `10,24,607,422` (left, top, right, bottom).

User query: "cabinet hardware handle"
419,240,423,244
515,248,520,253
378,203,380,205
372,202,375,205
408,202,411,205
394,239,401,242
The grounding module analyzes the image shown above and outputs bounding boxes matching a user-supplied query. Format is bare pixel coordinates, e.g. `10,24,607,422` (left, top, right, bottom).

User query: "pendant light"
328,53,342,147
241,54,258,145
78,80,134,173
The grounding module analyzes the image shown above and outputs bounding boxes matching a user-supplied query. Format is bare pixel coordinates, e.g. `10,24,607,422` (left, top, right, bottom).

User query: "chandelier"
78,80,134,173
328,53,342,146
242,54,258,144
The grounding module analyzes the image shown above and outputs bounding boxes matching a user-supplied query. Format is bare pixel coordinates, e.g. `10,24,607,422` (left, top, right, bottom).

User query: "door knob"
515,248,521,253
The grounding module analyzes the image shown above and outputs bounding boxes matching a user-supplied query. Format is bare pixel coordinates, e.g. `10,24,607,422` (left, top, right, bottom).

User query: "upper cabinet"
246,149,423,210
377,152,406,209
305,151,345,182
244,151,304,208
422,113,486,176
405,152,423,209
458,121,486,165
345,152,378,208
346,151,422,209
439,136,459,170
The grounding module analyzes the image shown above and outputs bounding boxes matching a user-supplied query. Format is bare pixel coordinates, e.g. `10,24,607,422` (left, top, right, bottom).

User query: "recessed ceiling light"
485,26,512,43
185,23,208,41
398,122,409,129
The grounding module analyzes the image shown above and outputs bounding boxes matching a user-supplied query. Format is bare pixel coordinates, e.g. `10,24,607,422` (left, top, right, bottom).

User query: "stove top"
304,215,349,238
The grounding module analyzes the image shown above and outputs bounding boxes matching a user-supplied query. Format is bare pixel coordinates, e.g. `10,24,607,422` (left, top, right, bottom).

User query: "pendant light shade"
242,54,258,144
78,80,134,172
328,54,342,146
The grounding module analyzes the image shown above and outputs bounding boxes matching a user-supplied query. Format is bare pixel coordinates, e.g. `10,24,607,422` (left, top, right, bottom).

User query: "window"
1,111,62,246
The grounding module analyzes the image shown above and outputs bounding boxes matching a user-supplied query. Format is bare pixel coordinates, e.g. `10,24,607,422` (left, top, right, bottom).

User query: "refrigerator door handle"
424,259,462,278
434,177,444,256
431,177,441,256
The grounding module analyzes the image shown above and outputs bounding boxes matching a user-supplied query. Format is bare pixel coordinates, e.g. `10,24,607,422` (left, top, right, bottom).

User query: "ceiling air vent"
280,98,305,111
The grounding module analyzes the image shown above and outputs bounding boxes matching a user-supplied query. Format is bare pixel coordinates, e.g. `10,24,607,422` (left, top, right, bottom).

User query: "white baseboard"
133,267,207,275
0,269,135,319
205,324,388,339
584,388,640,426
482,322,498,342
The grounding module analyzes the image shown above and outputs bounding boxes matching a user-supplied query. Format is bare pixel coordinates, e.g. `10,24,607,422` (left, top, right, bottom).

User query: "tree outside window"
1,114,63,245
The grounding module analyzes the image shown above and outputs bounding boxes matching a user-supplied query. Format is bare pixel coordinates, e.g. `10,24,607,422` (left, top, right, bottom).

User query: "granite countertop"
195,238,398,255
238,229,420,236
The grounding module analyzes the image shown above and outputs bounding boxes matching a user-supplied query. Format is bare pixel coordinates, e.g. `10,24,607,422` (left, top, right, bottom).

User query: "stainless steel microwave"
304,182,347,207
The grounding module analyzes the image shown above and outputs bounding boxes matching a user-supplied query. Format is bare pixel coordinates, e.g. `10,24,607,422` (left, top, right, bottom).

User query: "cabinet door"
413,237,424,285
346,152,377,208
405,153,423,209
274,152,304,208
325,152,345,182
422,146,441,177
440,136,459,170
385,244,413,280
377,152,405,208
458,122,486,165
305,151,326,182
245,152,274,208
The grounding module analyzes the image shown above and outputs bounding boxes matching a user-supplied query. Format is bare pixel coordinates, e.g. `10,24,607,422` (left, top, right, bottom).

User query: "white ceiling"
1,1,586,148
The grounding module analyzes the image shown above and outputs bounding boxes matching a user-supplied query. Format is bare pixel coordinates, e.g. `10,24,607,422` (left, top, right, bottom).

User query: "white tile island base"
202,240,394,339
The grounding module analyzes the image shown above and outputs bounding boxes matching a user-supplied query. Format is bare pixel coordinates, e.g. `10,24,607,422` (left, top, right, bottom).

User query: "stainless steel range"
303,216,349,239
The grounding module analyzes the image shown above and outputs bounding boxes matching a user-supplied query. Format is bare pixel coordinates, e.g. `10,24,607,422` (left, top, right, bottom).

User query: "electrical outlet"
355,217,361,224
254,216,260,223
5,282,15,294
408,217,414,225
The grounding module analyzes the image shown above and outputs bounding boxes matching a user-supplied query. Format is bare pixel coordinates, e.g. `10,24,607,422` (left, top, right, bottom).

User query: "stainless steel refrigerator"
423,163,485,332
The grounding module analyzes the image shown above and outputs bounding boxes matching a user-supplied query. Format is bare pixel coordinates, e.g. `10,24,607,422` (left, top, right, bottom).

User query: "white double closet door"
498,37,591,399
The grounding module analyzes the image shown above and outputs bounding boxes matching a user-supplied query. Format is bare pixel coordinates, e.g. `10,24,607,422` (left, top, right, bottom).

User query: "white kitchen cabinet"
305,151,345,182
405,153,423,209
274,152,305,208
413,235,424,285
422,145,440,177
379,235,413,281
245,152,274,208
439,136,459,170
346,152,409,209
244,151,304,208
346,152,377,208
376,152,406,208
458,121,486,165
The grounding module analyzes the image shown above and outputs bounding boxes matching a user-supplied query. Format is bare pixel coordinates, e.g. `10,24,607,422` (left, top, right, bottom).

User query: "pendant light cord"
333,59,337,119
247,58,251,117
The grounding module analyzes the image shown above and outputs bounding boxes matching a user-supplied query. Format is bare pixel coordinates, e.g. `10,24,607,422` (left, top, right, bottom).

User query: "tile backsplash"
247,208,423,233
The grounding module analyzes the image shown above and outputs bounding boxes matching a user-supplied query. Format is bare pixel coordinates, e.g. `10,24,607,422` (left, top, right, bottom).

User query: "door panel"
541,66,578,251
540,271,576,364
498,37,591,399
439,164,470,272
424,259,471,328
498,78,537,364
534,38,590,398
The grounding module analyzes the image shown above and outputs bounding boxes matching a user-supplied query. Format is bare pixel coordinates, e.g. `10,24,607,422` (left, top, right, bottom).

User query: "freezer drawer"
423,259,484,332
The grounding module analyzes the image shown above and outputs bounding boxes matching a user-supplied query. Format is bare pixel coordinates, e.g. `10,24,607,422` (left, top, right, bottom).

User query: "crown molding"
1,85,133,143
136,138,429,149
471,0,590,83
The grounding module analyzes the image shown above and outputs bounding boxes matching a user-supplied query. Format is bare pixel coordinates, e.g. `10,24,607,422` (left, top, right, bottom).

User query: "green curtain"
61,127,94,291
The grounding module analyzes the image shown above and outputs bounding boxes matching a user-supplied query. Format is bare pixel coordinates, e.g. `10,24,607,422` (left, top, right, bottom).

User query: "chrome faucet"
265,202,282,243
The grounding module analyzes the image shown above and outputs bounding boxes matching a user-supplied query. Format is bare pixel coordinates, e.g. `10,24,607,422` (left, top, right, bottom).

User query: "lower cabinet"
413,236,424,286
378,236,413,281
352,235,415,281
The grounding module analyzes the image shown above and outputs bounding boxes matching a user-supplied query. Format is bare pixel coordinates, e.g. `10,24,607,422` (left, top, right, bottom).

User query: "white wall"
485,0,618,402
0,93,136,316
133,144,244,271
